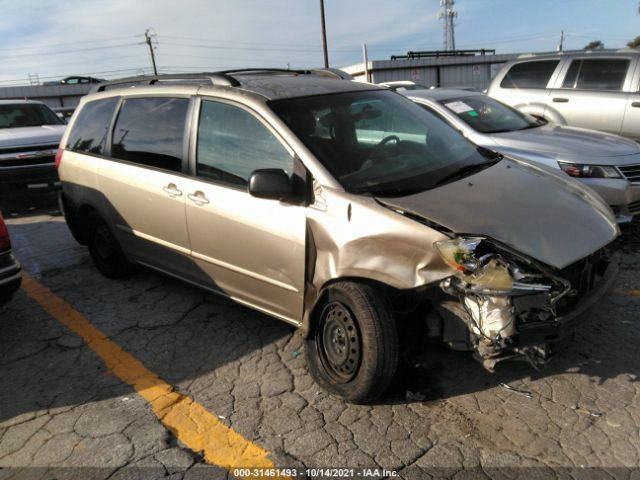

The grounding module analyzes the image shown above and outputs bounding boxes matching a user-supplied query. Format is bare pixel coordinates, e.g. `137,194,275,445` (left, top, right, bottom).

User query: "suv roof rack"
517,47,640,59
92,68,354,93
93,72,242,92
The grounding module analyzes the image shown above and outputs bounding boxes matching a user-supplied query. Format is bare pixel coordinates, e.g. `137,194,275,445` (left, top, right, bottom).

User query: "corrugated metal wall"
0,84,93,107
343,53,518,91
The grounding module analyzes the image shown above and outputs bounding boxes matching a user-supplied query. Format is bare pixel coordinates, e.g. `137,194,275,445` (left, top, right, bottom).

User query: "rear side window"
67,98,118,155
111,97,189,172
196,100,293,187
499,60,559,89
574,59,629,91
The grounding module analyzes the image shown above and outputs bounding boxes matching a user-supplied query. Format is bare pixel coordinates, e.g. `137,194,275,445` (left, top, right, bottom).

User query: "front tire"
86,212,135,278
306,281,399,404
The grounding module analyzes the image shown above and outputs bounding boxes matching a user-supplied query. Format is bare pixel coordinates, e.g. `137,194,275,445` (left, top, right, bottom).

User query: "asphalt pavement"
1,190,639,480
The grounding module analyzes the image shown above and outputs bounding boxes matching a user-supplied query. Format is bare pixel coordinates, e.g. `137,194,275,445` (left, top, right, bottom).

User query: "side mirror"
248,169,293,202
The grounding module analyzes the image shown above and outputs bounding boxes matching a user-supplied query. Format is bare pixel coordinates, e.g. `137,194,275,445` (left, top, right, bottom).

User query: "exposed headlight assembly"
558,162,622,179
434,237,513,292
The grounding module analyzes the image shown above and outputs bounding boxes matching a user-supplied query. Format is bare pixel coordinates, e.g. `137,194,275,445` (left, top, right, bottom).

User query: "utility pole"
439,0,457,51
319,0,329,68
144,29,158,75
362,43,370,83
557,30,565,52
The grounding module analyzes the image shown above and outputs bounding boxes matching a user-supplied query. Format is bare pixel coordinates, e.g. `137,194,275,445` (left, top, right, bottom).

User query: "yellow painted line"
21,272,289,480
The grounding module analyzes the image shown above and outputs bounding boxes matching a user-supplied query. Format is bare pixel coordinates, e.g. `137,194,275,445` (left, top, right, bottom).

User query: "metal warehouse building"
342,50,518,91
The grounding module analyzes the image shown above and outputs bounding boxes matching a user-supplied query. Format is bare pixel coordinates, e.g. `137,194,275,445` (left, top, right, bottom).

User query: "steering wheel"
368,135,401,159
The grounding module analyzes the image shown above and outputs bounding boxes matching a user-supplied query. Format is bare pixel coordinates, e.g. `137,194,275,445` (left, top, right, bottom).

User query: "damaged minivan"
57,70,619,403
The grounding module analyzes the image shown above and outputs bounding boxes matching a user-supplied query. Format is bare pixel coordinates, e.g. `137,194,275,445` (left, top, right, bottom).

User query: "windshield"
0,103,65,129
438,95,543,134
270,90,491,196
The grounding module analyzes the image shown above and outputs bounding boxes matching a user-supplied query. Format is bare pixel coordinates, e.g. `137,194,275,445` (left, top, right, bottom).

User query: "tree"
584,40,604,50
627,36,640,48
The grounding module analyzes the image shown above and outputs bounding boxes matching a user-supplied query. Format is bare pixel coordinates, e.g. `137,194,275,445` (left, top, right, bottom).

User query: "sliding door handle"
162,183,183,197
552,97,569,103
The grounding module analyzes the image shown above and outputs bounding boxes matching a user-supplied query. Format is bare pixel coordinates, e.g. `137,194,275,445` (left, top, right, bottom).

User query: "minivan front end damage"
432,237,618,369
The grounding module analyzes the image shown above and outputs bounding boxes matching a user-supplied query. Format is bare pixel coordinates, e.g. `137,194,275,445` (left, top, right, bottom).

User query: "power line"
0,42,142,60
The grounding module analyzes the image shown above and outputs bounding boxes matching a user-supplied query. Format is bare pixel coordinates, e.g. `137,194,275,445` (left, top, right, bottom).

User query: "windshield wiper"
433,159,500,188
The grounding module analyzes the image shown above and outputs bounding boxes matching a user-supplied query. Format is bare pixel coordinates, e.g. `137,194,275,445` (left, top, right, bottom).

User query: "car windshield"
270,90,492,196
438,95,543,134
0,104,64,128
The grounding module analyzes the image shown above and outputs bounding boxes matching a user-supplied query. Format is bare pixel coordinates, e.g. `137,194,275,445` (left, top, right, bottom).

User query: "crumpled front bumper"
515,253,619,347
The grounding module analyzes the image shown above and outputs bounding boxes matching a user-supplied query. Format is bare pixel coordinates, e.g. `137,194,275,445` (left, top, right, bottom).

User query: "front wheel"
305,281,399,403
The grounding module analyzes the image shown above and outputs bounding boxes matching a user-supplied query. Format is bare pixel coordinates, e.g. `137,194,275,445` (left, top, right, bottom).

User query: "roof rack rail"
517,48,640,58
91,67,353,94
220,68,311,75
92,72,241,93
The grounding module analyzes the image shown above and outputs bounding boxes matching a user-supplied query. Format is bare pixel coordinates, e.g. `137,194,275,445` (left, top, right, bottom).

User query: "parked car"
58,70,618,403
0,213,21,305
402,88,640,222
0,100,66,191
53,107,75,122
487,49,640,140
379,81,429,91
60,76,105,85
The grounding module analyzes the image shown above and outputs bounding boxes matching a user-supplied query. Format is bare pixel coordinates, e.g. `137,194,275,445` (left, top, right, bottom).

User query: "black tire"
86,212,135,278
306,281,399,404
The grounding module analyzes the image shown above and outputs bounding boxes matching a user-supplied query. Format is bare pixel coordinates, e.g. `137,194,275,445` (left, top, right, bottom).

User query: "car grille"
555,249,607,316
618,163,640,183
0,144,58,169
0,155,55,168
0,143,59,155
628,200,640,215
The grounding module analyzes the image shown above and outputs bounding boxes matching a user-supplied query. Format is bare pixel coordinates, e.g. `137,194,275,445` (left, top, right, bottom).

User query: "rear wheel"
306,281,398,403
86,212,135,278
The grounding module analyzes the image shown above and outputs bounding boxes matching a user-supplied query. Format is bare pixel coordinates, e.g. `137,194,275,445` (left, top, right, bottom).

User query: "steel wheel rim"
317,302,362,383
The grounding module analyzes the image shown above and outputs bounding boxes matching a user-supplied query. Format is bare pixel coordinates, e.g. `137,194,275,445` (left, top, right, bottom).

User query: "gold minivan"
58,70,619,403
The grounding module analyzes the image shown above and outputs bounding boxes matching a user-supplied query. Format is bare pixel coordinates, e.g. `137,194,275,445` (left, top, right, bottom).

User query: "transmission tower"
439,0,457,51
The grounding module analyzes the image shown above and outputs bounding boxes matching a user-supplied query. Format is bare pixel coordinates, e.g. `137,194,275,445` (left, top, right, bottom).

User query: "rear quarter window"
67,98,119,155
499,60,560,89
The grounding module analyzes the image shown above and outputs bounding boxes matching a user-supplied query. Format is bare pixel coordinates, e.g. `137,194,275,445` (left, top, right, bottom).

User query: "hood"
0,125,66,148
491,124,640,164
378,159,618,269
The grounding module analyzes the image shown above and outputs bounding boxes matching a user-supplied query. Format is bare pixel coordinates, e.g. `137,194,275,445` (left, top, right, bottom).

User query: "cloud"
0,0,442,83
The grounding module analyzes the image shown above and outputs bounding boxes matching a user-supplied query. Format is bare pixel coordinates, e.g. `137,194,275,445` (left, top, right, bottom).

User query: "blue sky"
0,0,638,85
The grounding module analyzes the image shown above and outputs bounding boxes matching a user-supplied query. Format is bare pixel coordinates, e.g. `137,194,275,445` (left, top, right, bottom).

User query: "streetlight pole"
319,0,329,68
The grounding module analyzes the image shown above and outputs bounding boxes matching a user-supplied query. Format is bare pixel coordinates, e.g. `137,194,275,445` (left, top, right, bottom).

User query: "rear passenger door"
548,57,631,134
98,96,195,276
491,60,559,115
182,98,306,324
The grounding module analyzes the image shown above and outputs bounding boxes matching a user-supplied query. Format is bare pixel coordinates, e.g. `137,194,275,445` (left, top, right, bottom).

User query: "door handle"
162,183,183,197
188,191,210,206
632,102,640,108
552,97,569,103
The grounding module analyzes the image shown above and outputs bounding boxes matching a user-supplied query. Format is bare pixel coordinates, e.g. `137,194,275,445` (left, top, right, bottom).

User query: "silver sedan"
401,88,640,223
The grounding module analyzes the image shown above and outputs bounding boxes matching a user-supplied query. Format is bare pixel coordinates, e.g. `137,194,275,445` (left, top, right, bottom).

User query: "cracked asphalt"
1,190,639,480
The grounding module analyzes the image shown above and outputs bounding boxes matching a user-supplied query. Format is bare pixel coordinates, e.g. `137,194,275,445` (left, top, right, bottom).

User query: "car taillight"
55,148,63,169
0,214,11,251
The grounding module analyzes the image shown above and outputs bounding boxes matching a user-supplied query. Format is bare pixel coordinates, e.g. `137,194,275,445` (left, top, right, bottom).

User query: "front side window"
438,95,542,133
196,100,293,187
66,98,119,155
271,90,491,196
111,97,189,172
500,60,559,89
575,59,629,91
0,103,64,129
